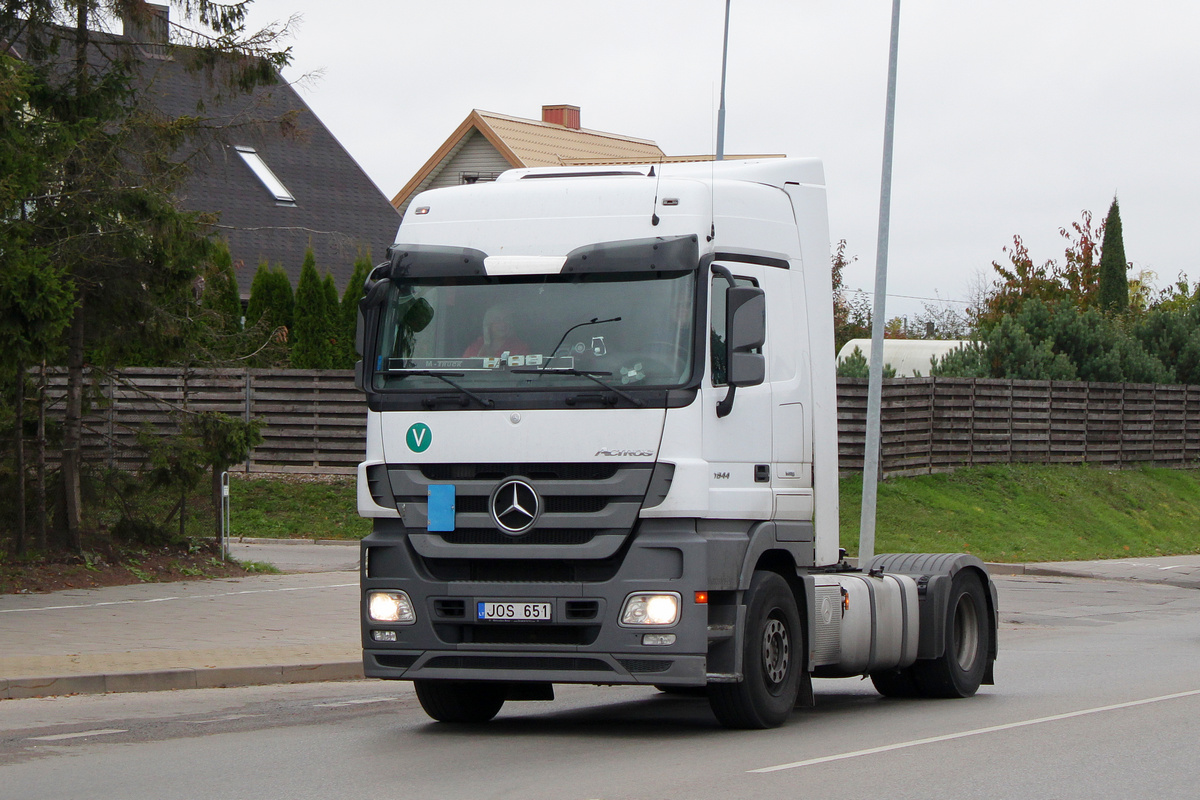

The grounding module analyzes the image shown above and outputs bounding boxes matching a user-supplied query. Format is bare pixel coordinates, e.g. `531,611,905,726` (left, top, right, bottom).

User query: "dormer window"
235,146,296,205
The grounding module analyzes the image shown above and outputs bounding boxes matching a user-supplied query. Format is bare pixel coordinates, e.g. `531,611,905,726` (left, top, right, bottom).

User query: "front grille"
374,654,418,669
434,624,601,646
565,600,599,620
545,496,608,513
385,463,653,555
617,659,674,674
438,529,598,546
423,557,623,583
434,599,466,618
424,655,614,672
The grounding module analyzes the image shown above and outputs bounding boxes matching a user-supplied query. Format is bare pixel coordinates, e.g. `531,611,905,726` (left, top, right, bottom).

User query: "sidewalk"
2,542,1198,700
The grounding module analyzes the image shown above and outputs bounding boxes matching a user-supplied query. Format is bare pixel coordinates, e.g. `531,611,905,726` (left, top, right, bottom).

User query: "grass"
840,464,1200,563
229,465,1200,563
229,475,369,540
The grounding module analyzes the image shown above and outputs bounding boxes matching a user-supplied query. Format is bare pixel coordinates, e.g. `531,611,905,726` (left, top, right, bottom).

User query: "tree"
0,53,75,553
836,347,895,379
934,298,1171,384
246,260,293,343
831,240,870,351
337,252,373,369
291,248,331,368
200,240,242,336
977,211,1105,329
1,1,291,550
1098,197,1129,314
322,271,340,362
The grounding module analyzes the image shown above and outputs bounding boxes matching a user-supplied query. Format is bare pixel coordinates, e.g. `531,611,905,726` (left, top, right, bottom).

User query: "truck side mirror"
715,285,766,418
354,275,392,392
725,286,765,387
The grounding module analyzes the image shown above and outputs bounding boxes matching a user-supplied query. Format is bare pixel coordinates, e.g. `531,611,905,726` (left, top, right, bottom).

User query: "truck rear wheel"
911,570,990,698
414,680,507,723
708,571,802,729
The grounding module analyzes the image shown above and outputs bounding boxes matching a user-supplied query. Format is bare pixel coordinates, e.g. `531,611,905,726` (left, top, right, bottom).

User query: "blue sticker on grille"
426,484,455,532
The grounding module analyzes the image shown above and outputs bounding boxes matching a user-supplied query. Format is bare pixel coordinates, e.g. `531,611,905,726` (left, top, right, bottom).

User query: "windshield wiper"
401,370,494,409
512,367,645,408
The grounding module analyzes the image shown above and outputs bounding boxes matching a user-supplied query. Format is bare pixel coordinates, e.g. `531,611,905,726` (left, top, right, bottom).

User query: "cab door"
701,269,774,519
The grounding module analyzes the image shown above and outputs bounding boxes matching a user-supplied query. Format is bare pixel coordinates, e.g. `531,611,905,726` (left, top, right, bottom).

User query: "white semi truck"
354,158,997,729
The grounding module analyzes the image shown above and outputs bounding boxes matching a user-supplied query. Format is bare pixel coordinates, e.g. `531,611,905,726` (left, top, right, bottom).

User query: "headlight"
368,590,416,624
621,592,681,626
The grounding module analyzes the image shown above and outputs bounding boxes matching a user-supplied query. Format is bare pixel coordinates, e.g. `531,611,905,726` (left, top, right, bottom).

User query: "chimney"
123,3,170,56
542,104,581,130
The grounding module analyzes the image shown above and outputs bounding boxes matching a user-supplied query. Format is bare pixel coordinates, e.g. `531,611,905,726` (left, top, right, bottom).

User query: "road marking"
313,697,397,708
750,688,1200,773
27,728,127,742
188,714,267,725
0,584,356,614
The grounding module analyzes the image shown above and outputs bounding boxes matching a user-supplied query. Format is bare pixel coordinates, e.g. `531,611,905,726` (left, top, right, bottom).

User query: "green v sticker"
406,423,432,453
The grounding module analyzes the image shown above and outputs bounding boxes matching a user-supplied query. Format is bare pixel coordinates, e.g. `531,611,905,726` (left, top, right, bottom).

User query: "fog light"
372,630,398,642
643,633,676,646
368,590,416,624
620,592,680,626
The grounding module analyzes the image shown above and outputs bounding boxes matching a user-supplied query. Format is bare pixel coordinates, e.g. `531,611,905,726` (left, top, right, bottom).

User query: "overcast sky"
241,1,1200,320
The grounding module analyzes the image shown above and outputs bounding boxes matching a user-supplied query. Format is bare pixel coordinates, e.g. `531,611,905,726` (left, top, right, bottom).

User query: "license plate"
477,601,552,621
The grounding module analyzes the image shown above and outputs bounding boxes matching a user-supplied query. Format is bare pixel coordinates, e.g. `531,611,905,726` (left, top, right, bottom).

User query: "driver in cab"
463,306,530,358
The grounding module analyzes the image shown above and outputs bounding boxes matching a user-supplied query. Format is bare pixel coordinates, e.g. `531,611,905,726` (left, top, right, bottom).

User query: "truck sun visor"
562,235,700,274
385,244,489,278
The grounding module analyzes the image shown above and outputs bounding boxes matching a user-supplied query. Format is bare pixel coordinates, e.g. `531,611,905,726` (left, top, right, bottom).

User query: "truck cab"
355,159,997,728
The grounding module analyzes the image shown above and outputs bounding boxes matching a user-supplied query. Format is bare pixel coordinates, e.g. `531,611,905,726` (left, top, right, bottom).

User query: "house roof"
9,11,400,296
392,109,666,209
139,56,401,295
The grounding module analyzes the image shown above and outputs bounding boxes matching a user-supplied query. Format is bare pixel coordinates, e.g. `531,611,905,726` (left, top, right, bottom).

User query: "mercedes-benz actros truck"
353,158,997,729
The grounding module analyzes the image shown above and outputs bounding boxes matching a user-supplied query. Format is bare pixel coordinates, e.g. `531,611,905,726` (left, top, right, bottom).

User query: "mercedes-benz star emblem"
491,480,540,534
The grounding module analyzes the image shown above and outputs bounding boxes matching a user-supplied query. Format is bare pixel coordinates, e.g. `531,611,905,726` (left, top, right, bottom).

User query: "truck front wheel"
414,680,507,723
708,571,802,729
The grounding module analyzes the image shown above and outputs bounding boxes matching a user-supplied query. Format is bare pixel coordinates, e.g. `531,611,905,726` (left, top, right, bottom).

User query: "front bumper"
360,518,714,686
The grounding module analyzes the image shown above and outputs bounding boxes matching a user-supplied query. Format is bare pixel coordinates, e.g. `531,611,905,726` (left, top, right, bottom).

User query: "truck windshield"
372,270,696,392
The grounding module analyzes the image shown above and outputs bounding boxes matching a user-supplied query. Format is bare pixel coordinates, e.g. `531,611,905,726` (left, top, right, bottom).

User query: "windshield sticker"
386,355,557,372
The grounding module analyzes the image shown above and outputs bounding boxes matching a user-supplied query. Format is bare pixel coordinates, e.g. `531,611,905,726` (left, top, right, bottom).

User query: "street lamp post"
859,0,903,567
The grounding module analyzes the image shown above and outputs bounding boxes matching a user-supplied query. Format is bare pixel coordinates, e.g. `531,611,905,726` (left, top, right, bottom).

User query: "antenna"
650,155,665,226
716,0,731,161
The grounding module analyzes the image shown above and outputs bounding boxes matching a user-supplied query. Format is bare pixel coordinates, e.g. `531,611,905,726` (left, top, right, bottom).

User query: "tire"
414,680,507,723
709,571,803,729
911,570,991,698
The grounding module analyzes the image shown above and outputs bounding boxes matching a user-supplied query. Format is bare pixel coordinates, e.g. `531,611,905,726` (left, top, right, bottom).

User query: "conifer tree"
267,266,295,334
246,261,272,329
201,241,242,335
339,253,373,368
291,248,331,368
1098,197,1129,314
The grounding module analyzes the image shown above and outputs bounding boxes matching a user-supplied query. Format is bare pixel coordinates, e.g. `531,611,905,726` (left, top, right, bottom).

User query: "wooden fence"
44,370,1200,478
44,368,365,475
836,377,1200,476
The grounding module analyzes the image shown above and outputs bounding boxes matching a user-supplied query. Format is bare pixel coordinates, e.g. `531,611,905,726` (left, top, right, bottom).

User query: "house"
392,104,784,218
127,6,401,296
7,4,401,297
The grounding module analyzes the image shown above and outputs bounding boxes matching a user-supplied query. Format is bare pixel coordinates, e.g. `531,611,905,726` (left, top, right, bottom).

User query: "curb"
234,537,359,546
0,661,364,701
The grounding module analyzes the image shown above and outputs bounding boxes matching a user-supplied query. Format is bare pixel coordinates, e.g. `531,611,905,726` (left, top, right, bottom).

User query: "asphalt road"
2,574,1198,800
